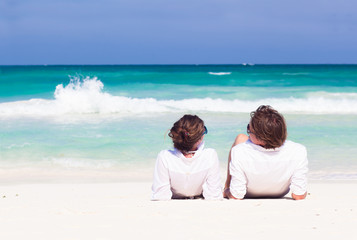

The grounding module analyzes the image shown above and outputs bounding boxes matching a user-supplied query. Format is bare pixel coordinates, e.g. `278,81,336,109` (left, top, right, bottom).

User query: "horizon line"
1,63,357,67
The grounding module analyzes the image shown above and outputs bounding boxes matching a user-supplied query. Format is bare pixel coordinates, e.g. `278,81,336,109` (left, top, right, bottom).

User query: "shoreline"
1,181,356,239
1,166,357,185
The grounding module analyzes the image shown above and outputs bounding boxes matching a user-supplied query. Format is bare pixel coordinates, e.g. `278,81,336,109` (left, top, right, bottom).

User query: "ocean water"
0,65,357,182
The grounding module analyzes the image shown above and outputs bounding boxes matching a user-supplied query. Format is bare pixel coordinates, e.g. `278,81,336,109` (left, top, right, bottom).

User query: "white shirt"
151,142,222,200
230,140,308,199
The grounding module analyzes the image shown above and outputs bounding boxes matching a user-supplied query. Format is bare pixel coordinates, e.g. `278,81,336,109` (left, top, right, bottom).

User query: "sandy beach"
1,180,356,240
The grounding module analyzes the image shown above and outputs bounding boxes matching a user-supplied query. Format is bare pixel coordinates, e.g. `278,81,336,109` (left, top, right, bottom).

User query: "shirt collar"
247,139,283,152
174,141,205,160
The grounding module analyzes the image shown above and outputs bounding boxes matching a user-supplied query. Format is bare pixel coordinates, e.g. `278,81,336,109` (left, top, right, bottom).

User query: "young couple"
151,105,308,201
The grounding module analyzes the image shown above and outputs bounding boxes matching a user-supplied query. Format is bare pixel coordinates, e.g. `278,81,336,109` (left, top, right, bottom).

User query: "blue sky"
1,0,356,64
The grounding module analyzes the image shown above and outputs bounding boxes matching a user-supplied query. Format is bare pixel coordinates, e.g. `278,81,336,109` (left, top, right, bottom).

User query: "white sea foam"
1,77,357,117
4,142,31,149
282,72,309,76
208,72,232,75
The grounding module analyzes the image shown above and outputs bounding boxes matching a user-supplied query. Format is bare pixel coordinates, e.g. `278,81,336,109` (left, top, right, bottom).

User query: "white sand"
0,181,356,240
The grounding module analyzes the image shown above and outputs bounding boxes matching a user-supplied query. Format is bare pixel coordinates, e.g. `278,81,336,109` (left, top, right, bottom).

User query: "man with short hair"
224,105,308,200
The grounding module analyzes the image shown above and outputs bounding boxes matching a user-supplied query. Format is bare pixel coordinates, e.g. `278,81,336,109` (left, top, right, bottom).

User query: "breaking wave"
1,77,357,117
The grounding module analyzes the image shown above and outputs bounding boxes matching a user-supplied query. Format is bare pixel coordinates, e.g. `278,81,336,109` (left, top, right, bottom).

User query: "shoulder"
283,140,307,154
202,147,217,155
282,141,308,164
231,141,251,154
157,149,171,157
157,149,177,162
230,142,252,165
201,148,219,162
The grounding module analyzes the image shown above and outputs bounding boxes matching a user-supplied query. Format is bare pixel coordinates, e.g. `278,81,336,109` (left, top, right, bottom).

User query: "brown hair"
249,105,287,149
168,115,205,152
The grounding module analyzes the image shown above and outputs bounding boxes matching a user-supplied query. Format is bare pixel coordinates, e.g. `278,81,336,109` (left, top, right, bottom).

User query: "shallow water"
0,65,357,180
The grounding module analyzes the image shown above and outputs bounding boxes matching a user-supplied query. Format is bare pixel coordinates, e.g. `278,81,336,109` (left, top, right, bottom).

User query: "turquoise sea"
0,65,357,182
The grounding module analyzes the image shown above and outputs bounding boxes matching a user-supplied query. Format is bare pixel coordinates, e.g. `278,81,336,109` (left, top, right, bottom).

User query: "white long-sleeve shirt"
151,142,222,200
230,140,308,199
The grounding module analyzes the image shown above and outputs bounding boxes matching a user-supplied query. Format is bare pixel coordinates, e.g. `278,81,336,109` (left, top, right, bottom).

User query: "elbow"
292,192,307,200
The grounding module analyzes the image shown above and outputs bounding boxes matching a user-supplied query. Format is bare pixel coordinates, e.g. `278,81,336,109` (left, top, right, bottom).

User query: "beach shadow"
242,196,294,200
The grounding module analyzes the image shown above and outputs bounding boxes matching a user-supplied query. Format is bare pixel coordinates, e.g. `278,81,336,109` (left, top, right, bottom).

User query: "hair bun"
169,115,205,152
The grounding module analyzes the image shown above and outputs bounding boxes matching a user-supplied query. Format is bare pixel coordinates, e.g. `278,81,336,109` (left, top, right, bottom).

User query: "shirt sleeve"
151,152,173,201
202,150,223,200
229,146,247,199
290,146,308,195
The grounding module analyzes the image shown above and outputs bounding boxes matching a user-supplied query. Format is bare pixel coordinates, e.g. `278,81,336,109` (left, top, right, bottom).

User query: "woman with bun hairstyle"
151,115,222,200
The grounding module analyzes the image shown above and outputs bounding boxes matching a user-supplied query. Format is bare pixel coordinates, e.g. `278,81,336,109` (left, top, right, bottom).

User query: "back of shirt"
152,143,222,200
230,140,308,199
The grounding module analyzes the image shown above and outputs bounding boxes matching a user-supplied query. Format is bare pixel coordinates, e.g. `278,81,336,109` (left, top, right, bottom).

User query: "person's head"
168,114,207,153
248,105,287,149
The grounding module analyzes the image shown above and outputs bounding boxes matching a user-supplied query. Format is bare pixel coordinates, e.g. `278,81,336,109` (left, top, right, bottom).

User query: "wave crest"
0,77,357,117
208,72,231,75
